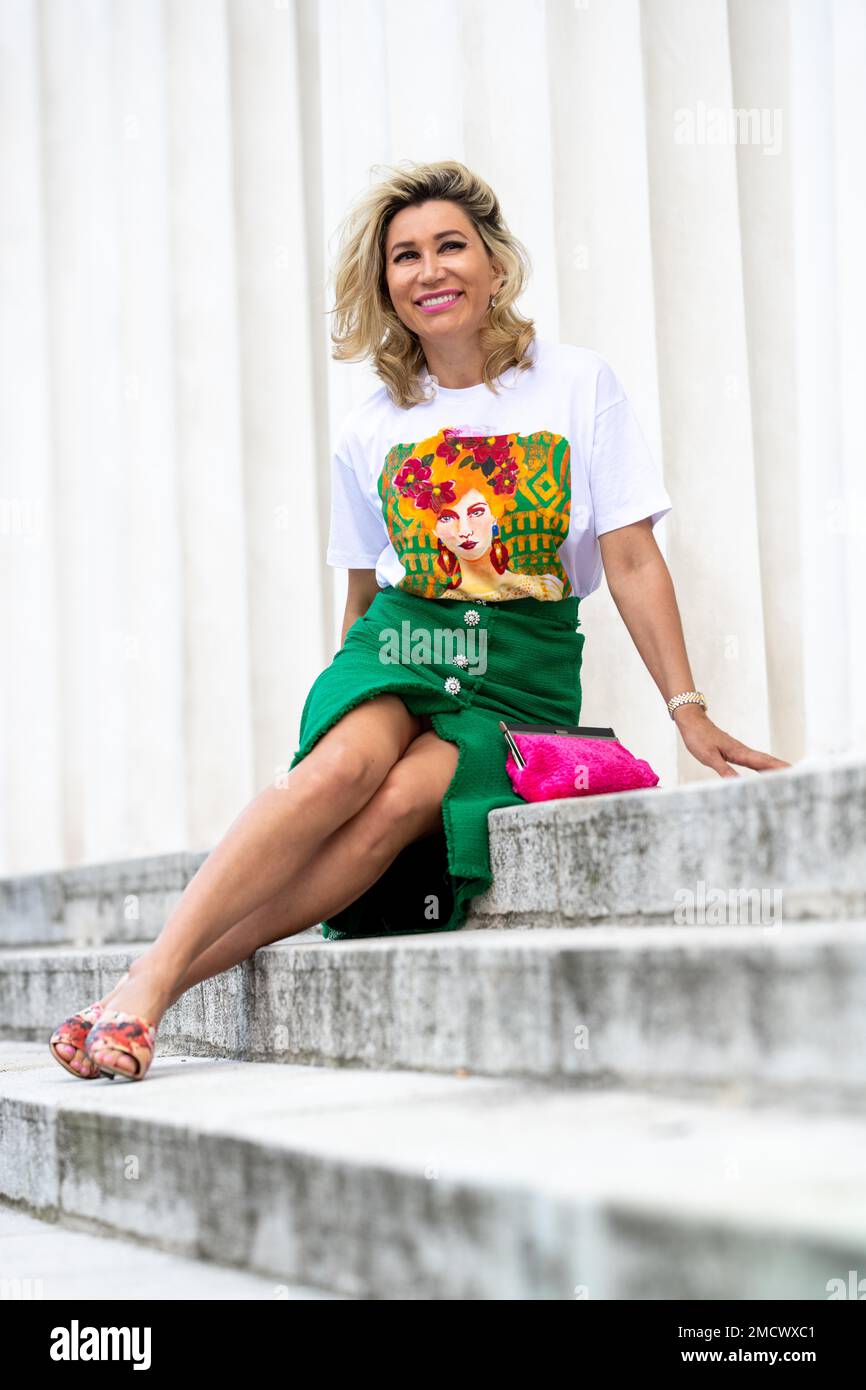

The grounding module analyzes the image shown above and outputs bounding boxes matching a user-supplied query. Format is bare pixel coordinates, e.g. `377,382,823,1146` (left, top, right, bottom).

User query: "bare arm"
340,568,379,646
598,520,700,717
598,519,791,777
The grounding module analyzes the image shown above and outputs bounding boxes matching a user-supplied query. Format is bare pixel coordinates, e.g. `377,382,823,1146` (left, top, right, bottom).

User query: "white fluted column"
641,0,775,778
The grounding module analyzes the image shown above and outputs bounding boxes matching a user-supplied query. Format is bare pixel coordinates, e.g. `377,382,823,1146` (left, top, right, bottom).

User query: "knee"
360,764,436,857
301,735,380,804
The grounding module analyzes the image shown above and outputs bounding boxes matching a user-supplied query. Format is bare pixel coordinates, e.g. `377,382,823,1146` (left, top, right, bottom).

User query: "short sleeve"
588,359,672,538
326,439,389,569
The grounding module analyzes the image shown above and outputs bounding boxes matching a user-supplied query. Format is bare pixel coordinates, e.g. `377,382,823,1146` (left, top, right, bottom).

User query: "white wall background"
1,0,863,876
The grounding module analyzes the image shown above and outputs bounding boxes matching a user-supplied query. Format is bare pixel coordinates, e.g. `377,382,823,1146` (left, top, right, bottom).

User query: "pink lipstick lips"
416,290,464,314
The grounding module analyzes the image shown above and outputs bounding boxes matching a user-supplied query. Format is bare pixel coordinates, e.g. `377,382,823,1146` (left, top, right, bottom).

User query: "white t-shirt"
326,335,672,602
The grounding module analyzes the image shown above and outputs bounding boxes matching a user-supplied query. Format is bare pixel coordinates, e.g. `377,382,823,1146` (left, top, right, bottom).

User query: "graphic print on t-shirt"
377,425,572,601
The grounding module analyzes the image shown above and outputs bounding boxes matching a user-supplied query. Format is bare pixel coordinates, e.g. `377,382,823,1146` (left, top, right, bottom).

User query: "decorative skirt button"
444,676,462,695
463,609,480,626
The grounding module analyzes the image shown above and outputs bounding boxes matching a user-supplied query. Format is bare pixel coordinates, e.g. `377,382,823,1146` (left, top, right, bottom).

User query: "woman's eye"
395,240,466,263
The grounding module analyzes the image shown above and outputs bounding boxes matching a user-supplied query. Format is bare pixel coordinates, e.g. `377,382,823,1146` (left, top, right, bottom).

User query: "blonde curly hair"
328,159,536,410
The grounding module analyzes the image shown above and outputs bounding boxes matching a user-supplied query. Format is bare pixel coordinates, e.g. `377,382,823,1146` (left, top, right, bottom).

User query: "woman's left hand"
675,710,792,778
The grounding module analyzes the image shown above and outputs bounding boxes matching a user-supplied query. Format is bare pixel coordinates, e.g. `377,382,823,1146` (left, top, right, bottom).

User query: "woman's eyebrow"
390,229,465,253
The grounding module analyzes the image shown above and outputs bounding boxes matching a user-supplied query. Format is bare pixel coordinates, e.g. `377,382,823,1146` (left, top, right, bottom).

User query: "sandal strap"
49,1001,105,1050
85,1009,158,1077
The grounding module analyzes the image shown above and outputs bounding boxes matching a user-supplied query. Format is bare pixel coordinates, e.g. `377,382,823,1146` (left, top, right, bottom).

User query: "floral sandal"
49,1001,111,1079
84,1010,158,1082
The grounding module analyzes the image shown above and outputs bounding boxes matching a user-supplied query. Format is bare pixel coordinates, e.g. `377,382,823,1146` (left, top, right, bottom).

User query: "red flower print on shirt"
414,478,457,513
468,437,512,466
393,459,432,495
436,430,464,465
490,458,519,494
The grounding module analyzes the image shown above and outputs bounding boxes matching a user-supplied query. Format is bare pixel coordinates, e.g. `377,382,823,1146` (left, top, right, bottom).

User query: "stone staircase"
1,753,865,1299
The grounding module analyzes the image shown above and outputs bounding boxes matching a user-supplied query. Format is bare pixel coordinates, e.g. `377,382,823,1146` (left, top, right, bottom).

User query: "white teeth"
420,293,460,307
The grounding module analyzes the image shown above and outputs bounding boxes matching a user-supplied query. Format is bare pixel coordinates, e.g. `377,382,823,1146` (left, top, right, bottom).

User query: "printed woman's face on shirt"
436,489,497,561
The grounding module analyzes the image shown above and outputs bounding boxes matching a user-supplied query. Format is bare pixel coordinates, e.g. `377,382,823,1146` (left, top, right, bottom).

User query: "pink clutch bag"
499,721,659,801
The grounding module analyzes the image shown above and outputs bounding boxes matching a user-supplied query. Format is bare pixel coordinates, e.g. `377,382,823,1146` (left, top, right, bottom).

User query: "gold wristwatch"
667,690,707,720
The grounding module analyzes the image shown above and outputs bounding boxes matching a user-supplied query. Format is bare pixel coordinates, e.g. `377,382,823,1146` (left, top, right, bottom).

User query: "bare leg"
88,702,454,1072
168,727,457,993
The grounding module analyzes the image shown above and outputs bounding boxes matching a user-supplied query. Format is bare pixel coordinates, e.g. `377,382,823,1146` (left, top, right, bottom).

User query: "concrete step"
0,849,212,949
2,756,862,949
470,753,866,929
0,1203,344,1300
3,924,865,1104
2,1043,864,1300
0,849,323,950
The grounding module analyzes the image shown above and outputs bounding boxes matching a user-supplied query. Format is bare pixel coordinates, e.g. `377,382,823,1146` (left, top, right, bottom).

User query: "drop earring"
437,539,460,582
490,522,509,574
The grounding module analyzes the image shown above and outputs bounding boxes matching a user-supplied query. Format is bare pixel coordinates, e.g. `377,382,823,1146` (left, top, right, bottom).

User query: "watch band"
667,690,707,719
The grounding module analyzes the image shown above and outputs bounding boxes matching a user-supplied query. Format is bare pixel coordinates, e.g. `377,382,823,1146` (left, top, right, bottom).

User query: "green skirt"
289,585,585,940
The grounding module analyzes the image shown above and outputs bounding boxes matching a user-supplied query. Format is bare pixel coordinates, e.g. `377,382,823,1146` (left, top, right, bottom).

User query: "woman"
49,159,790,1082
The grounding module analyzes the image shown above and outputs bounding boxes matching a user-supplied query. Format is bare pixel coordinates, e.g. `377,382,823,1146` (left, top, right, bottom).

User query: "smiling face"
383,200,504,349
435,487,497,562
